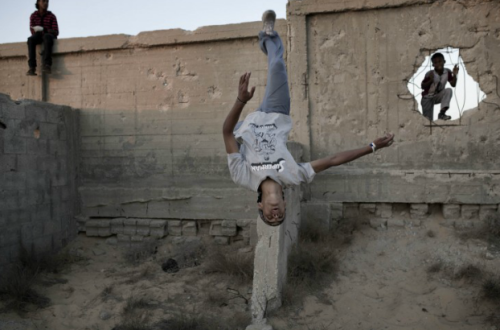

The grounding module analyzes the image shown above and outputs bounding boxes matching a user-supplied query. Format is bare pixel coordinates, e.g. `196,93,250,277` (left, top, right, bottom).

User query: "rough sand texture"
270,213,499,330
1,213,498,330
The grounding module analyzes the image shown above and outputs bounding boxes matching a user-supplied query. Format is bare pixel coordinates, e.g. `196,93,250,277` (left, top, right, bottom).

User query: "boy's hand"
453,64,459,76
374,133,395,149
238,72,256,103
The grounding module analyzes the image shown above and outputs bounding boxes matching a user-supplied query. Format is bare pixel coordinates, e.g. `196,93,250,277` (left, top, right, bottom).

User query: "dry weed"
204,248,254,284
123,241,158,266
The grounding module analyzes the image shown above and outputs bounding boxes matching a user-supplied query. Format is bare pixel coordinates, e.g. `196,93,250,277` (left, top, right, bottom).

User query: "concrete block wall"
287,0,500,205
0,93,79,268
1,2,499,221
301,201,500,231
84,217,256,246
0,21,288,223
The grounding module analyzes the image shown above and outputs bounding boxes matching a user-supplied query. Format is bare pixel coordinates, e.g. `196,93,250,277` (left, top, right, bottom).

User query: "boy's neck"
39,9,47,15
435,68,444,75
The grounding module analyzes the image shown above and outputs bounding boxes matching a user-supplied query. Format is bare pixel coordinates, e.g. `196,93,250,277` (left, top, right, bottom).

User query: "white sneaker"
262,10,276,35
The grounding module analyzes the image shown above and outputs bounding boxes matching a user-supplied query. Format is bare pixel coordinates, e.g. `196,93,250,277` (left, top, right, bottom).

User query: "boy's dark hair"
431,53,445,62
35,0,47,10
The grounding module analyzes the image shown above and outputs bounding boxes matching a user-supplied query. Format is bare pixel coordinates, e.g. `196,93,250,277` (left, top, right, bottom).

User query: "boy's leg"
257,32,290,115
421,97,434,121
27,33,43,71
436,88,452,120
42,34,55,70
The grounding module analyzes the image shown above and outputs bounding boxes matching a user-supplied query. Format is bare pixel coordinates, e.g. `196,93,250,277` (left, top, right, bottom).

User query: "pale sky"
0,0,288,44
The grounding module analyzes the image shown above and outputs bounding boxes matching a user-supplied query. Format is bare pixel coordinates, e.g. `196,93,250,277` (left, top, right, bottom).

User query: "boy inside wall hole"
420,52,459,121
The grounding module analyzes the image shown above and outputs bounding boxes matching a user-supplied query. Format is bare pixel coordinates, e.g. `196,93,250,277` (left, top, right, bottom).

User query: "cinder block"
131,235,144,242
236,219,253,228
4,136,26,154
117,234,130,242
209,221,223,236
150,227,167,238
136,219,150,227
86,227,99,237
150,220,167,228
479,205,498,222
123,219,137,235
376,203,392,218
461,205,479,220
169,220,182,236
442,204,460,219
111,218,124,234
98,228,112,237
136,219,151,236
359,203,376,216
221,220,237,236
410,204,428,219
182,222,197,236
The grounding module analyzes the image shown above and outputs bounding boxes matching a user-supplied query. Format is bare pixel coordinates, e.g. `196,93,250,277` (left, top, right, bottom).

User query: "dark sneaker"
26,68,37,76
42,65,52,74
438,113,451,121
262,10,276,35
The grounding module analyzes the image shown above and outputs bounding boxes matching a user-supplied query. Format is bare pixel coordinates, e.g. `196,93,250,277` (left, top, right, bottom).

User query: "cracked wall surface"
287,0,500,205
0,1,499,226
0,21,288,222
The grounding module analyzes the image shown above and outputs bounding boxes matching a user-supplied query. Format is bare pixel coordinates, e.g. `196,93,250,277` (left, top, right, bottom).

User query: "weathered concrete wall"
0,21,288,222
0,1,499,224
287,0,500,207
0,94,79,268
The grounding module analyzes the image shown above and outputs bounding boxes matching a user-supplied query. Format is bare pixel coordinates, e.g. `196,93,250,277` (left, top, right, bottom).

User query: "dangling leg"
257,11,290,115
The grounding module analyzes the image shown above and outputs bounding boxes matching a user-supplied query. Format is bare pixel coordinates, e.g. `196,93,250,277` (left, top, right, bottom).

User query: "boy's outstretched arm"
222,72,256,154
310,133,395,173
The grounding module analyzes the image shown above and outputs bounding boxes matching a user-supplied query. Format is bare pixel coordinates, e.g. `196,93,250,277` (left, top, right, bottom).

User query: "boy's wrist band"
237,97,246,104
370,142,376,153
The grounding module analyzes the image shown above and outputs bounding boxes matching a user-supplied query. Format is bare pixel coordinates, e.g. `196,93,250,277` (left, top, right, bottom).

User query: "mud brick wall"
0,94,79,268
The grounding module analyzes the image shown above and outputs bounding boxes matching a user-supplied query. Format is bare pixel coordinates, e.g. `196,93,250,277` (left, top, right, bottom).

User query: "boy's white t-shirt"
227,111,315,192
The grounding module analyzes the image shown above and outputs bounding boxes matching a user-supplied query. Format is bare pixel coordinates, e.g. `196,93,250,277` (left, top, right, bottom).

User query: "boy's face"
38,0,49,10
258,194,286,226
432,57,445,72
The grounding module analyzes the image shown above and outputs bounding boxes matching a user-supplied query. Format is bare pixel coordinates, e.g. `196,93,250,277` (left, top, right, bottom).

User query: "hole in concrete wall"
407,47,486,122
34,127,40,139
0,120,6,129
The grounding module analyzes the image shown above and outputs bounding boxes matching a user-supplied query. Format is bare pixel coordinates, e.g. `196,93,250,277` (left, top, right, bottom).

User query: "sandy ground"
0,212,499,330
270,213,500,330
